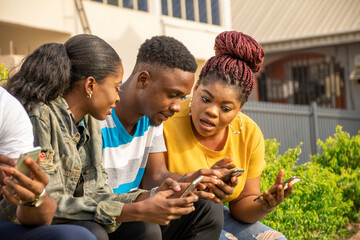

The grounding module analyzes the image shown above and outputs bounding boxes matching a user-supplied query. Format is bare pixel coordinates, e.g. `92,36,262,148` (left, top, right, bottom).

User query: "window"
211,0,220,25
162,0,168,15
161,0,221,25
108,0,118,6
138,0,148,11
172,0,181,18
258,54,346,109
186,0,194,21
198,0,207,23
123,0,133,9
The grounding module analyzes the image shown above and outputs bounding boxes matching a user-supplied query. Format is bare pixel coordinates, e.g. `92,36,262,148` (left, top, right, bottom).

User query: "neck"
63,91,87,124
115,80,145,135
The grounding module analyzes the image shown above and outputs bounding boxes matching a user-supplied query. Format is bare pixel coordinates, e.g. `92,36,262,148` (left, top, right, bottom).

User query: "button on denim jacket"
9,98,145,232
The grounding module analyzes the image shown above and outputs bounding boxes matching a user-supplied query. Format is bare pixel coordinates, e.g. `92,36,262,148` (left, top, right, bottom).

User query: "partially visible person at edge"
100,35,223,240
0,87,96,240
161,31,293,240
6,34,201,240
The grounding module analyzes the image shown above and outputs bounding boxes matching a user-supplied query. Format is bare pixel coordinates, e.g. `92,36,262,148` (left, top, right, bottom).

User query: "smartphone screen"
253,176,301,203
179,175,203,198
17,146,41,176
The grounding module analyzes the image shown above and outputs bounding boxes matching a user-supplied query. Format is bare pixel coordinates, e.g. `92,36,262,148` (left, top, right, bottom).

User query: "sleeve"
246,125,266,179
0,91,34,158
30,114,146,233
149,123,167,153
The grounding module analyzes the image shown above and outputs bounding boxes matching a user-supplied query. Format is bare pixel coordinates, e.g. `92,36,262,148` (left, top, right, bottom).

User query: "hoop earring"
87,92,92,99
189,98,192,116
229,115,243,134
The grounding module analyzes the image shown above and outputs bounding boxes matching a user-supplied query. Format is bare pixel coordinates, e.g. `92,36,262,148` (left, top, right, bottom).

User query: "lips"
161,112,174,118
200,118,215,127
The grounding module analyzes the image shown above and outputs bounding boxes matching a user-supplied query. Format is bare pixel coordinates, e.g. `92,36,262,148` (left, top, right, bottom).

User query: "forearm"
142,170,182,190
17,195,57,226
229,196,274,223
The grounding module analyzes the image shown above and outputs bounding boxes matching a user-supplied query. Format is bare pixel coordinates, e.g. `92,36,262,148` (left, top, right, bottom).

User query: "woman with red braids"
163,31,291,239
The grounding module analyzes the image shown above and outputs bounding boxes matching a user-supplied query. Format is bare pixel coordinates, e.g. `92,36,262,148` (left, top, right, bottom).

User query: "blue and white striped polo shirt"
100,109,166,194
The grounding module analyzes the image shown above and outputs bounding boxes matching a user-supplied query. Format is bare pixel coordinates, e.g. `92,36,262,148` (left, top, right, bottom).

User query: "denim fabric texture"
1,97,146,232
220,206,287,240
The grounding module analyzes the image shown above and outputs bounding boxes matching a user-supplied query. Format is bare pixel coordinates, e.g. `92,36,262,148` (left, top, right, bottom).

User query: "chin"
149,119,161,126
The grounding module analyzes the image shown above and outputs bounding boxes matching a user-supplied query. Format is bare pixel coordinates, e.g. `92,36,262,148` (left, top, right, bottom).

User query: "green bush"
0,63,9,87
260,132,356,239
312,126,360,221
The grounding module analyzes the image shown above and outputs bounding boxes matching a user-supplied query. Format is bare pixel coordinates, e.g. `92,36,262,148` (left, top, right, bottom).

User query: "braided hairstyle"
7,34,121,112
199,31,264,105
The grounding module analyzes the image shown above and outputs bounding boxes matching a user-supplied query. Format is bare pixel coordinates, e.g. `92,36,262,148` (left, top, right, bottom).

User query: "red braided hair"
199,31,264,103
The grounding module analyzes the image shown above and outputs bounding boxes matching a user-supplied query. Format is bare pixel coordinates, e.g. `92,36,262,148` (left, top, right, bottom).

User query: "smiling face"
89,64,123,120
140,68,194,126
191,76,243,138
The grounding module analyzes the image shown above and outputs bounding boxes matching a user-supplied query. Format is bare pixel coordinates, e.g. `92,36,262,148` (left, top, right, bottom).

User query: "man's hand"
0,155,49,206
137,178,199,225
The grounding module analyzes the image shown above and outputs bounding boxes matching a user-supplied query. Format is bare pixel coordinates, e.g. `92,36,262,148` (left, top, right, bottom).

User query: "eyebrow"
167,88,186,96
201,89,236,106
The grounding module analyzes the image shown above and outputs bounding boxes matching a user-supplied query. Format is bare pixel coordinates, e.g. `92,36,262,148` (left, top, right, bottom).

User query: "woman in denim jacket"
6,34,201,240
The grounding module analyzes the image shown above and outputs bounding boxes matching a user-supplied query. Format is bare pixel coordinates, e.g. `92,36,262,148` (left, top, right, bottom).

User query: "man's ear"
137,71,151,89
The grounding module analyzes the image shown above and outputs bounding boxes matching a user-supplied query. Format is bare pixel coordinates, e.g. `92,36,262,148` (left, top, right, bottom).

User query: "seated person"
162,31,293,240
6,34,202,240
0,86,95,240
101,35,223,240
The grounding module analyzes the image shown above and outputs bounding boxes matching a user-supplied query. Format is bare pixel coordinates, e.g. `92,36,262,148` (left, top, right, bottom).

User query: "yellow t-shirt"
163,98,266,204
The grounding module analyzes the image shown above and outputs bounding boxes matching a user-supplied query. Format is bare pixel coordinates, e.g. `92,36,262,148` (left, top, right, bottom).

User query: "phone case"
17,146,41,176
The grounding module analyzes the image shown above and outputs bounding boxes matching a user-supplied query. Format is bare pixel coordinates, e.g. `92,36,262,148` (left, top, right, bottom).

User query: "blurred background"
0,0,359,163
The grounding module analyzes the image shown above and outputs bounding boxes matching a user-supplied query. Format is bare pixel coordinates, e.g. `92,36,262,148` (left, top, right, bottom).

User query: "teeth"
201,120,213,127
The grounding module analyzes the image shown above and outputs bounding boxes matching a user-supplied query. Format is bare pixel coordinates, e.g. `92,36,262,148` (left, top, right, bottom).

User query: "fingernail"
174,186,181,191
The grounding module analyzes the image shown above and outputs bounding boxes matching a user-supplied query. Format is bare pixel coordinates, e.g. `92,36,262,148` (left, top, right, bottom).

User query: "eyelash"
201,96,232,112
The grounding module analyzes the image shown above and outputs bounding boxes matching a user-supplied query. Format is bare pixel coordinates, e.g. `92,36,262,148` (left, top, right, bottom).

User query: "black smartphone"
16,146,41,176
179,175,203,198
220,168,244,184
253,176,301,203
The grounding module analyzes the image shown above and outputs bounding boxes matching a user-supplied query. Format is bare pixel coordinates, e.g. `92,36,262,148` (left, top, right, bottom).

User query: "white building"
0,0,232,80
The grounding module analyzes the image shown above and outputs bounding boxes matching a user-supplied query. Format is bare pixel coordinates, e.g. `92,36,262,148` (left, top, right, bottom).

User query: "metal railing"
242,101,360,164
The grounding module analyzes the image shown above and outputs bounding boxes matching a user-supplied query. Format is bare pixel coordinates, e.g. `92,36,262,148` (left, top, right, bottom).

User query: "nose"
206,105,219,118
169,99,181,112
115,91,120,103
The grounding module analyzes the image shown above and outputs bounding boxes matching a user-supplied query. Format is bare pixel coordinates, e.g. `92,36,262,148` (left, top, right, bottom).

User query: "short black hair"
136,35,197,73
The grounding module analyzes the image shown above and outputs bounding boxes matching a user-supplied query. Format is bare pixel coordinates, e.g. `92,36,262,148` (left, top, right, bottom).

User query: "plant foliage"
259,126,359,239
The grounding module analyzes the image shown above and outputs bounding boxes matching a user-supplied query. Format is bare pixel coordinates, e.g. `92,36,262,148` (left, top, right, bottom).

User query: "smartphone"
16,146,41,176
254,176,301,203
179,175,204,198
220,168,244,184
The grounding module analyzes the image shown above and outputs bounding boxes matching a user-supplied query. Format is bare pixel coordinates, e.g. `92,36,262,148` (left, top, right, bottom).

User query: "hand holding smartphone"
220,168,244,184
16,146,41,176
254,176,301,203
179,175,203,198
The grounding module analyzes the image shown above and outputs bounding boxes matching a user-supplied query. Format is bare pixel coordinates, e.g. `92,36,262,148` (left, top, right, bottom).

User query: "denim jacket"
26,97,145,232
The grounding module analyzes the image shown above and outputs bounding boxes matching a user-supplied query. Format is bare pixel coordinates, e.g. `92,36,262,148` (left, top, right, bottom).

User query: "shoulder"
237,112,263,136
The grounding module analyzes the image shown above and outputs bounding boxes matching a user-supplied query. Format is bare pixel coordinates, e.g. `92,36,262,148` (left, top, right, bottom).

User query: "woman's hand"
0,155,49,206
205,159,239,202
256,169,293,212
